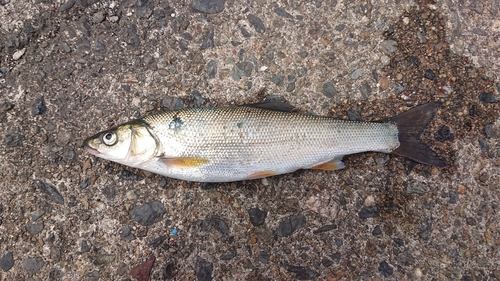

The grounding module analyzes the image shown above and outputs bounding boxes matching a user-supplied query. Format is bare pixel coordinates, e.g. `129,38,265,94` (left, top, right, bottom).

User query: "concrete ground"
1,0,499,280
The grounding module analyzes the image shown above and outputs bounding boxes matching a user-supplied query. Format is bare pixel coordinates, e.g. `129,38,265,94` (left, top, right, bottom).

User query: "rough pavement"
1,0,499,280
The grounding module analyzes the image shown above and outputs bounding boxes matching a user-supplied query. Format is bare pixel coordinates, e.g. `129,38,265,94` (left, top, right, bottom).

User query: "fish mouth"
83,139,100,155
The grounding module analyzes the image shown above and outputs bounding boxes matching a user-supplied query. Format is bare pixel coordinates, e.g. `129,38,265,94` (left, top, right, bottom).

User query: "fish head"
84,120,158,165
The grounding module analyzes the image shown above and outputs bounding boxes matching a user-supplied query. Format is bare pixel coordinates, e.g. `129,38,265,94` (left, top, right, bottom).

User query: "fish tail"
389,102,446,166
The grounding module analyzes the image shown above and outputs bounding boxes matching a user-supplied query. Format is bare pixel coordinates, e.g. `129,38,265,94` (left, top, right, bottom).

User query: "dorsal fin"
243,102,295,112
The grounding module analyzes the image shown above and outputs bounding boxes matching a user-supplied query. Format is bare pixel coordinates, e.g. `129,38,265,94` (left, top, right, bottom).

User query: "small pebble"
457,184,466,194
0,252,14,272
248,207,267,226
200,27,214,50
414,267,423,278
472,28,486,36
206,60,217,79
93,254,115,266
247,14,265,33
108,15,119,23
148,235,166,248
359,82,372,99
130,256,155,281
313,224,337,234
298,51,308,58
81,240,90,252
200,218,229,236
277,214,306,237
31,96,47,115
129,201,166,226
287,265,318,280
12,48,26,60
478,137,489,153
375,157,387,165
410,56,420,67
347,109,361,121
271,75,284,86
322,81,337,98
483,123,495,138
195,256,213,281
136,4,153,19
322,258,333,267
378,77,389,91
116,262,128,276
59,0,75,11
424,69,436,80
448,190,457,204
85,270,99,281
120,226,136,241
26,223,44,235
350,68,365,80
0,101,14,112
33,180,65,204
358,206,379,219
372,225,382,236
219,248,236,260
192,0,225,13
466,217,477,226
161,96,184,110
119,169,143,181
258,251,269,264
378,260,393,277
136,227,148,238
22,256,45,274
479,92,498,103
162,262,176,279
380,40,398,53
435,126,454,142
4,133,24,147
274,7,293,18
92,11,105,23
83,158,92,170
231,62,253,81
406,183,428,194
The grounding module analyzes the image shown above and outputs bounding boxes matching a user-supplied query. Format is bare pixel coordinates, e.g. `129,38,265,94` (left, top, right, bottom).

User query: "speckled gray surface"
1,0,499,280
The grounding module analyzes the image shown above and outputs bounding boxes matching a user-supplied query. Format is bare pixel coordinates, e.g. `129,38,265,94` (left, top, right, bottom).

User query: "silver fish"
84,102,445,182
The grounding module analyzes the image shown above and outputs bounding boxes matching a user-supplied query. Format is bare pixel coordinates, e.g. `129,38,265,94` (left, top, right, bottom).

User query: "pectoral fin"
158,157,209,168
310,158,345,171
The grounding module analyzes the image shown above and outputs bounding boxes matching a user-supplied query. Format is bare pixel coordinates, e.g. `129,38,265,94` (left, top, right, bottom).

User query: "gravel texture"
1,0,499,280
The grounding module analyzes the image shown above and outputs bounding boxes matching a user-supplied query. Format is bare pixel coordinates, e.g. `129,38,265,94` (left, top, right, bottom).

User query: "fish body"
84,103,445,182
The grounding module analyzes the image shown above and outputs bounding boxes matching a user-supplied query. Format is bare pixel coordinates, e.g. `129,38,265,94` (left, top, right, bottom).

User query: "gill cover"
84,120,158,165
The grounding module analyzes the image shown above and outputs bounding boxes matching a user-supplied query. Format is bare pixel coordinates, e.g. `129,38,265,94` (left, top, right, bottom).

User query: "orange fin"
246,170,278,180
310,159,345,171
158,157,209,168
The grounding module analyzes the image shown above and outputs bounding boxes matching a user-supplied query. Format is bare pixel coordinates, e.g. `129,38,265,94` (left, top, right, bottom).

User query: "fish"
84,102,446,182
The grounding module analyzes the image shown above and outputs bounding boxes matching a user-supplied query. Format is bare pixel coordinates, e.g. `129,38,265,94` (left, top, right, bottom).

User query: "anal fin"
309,158,345,171
246,170,278,180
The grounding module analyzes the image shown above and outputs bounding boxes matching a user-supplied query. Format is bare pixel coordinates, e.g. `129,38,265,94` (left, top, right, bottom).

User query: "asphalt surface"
1,0,499,280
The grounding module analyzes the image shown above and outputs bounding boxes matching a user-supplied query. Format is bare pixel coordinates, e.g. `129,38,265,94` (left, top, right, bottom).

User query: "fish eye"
101,132,117,146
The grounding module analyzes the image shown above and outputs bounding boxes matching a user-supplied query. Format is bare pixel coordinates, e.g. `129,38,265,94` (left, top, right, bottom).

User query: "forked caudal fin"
389,102,446,167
